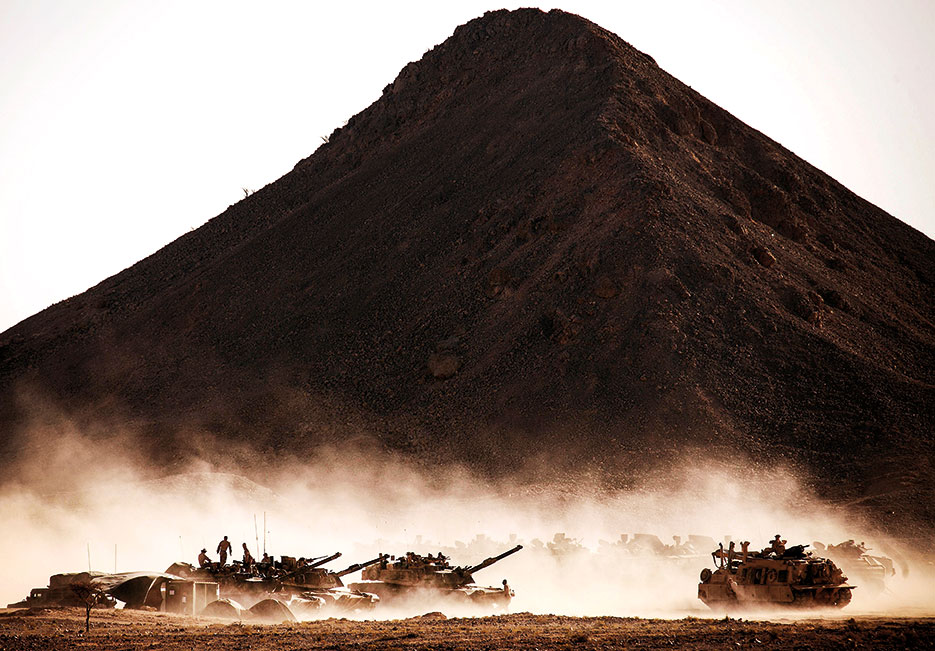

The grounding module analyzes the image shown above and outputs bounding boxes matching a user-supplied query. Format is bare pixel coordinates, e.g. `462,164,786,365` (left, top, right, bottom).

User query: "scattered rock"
700,119,718,145
594,275,618,299
485,267,512,297
751,245,776,268
428,353,460,379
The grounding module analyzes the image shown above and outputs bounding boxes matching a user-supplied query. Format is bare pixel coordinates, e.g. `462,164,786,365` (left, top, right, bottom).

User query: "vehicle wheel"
832,588,852,608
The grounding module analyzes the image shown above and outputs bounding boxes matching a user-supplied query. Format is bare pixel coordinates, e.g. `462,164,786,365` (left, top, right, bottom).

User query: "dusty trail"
2,608,934,650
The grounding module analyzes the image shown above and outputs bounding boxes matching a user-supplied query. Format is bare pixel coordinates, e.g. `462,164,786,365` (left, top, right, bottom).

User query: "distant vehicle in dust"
812,539,896,594
698,536,854,610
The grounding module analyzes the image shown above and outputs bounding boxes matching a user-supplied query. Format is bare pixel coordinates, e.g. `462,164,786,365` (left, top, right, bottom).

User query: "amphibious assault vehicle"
349,544,522,608
698,537,854,610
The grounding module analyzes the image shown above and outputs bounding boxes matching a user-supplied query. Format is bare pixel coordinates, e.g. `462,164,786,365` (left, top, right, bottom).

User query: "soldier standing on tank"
502,579,511,597
769,535,786,556
242,543,254,569
217,536,232,565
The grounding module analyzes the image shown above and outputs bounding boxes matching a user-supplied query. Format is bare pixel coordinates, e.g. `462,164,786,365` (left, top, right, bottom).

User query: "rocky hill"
1,10,932,532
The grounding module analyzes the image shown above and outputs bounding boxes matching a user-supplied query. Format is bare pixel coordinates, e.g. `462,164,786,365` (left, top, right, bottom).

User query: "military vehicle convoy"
166,551,382,613
698,536,854,610
349,545,523,607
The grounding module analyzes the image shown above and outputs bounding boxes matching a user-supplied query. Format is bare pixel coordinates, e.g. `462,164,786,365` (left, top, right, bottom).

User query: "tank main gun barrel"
464,545,523,574
335,556,384,577
277,552,343,582
307,552,342,570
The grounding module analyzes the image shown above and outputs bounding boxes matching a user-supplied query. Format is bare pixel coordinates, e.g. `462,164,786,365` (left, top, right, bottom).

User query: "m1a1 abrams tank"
278,554,383,612
168,552,382,614
698,536,854,610
348,545,522,608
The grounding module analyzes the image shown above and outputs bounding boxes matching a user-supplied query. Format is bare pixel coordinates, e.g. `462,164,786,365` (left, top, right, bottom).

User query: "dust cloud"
1,423,933,619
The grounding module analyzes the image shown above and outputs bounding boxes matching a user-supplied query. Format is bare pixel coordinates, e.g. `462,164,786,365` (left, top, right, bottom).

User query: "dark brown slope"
1,10,932,529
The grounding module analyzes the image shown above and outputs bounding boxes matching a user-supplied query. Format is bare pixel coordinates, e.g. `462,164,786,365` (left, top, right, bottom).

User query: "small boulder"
700,119,718,145
594,275,618,299
752,245,776,268
428,353,460,379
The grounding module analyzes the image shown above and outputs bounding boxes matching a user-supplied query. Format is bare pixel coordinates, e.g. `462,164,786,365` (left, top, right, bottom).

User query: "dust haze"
2,418,933,619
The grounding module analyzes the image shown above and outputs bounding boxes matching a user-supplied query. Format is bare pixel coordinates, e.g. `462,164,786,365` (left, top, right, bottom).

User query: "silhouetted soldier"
217,536,232,565
198,549,211,568
768,535,786,556
242,543,254,568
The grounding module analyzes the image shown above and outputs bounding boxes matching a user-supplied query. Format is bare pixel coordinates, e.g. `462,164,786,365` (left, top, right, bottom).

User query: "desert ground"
2,608,934,650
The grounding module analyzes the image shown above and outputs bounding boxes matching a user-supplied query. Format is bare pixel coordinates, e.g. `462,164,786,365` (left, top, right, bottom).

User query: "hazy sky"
1,0,932,332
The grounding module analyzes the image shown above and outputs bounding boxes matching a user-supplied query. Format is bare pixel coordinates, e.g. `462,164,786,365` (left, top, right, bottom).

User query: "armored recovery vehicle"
349,544,522,608
698,537,854,610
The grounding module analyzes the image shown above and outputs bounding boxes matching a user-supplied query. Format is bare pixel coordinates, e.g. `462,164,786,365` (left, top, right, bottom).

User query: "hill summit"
1,10,932,531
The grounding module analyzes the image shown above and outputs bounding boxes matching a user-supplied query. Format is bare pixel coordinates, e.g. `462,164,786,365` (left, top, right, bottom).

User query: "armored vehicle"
698,537,854,610
167,552,382,613
349,544,522,607
278,554,383,611
813,540,894,594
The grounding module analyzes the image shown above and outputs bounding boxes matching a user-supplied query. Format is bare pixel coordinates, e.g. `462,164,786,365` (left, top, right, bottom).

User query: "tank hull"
348,580,511,609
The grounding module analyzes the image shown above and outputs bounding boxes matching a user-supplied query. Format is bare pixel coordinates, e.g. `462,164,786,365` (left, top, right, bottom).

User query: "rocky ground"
2,608,934,650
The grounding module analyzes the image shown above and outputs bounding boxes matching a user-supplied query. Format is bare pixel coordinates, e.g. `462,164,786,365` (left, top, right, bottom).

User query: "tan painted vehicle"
349,545,522,608
167,552,382,614
698,537,854,610
277,553,383,611
813,540,894,594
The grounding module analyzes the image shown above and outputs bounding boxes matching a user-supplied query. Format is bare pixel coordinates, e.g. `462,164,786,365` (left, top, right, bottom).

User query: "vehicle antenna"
254,514,260,556
87,542,91,571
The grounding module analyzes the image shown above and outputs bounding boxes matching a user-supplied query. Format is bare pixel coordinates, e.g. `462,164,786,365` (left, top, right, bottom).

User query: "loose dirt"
2,608,934,650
